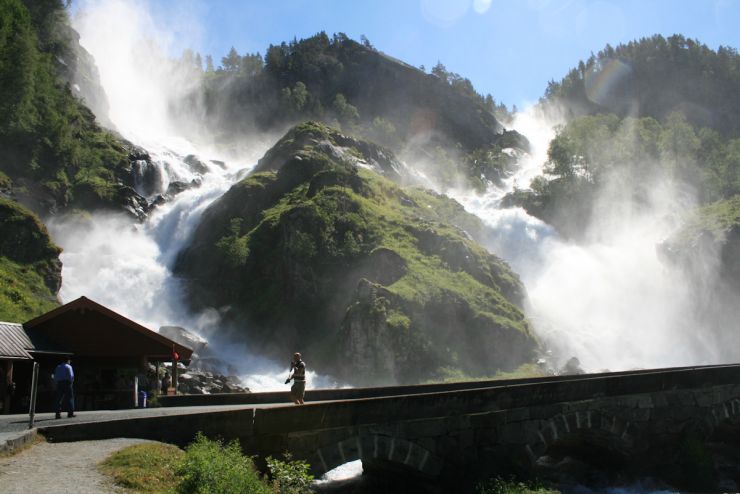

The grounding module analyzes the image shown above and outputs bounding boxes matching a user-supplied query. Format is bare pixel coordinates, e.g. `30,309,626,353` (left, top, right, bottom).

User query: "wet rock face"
157,325,249,395
339,280,400,386
131,159,164,197
159,326,207,355
178,370,249,395
184,155,210,175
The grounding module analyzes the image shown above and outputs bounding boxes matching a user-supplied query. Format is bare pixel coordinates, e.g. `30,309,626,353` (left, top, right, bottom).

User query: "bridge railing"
250,363,740,434
158,363,740,408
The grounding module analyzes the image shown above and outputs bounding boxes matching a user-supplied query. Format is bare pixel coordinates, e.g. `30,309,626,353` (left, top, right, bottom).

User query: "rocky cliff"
0,0,149,219
174,122,536,385
0,198,61,321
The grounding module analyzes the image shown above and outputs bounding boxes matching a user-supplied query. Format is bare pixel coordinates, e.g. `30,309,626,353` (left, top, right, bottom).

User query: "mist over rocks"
657,196,740,359
174,122,536,384
659,196,740,290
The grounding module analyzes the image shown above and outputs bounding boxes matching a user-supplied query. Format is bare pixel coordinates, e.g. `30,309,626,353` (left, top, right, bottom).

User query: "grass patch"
424,363,546,384
491,363,547,381
99,442,184,493
0,256,58,322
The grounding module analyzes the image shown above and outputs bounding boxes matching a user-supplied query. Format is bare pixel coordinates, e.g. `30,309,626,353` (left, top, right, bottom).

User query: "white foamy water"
48,134,247,331
447,105,722,372
313,460,364,486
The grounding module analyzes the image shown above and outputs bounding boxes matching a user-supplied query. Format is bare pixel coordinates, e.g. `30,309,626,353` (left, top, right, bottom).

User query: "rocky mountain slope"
179,32,527,190
0,0,148,219
0,198,61,321
174,122,536,384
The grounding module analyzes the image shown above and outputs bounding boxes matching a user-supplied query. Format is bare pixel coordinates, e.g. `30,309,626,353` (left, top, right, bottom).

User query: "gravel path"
0,437,154,493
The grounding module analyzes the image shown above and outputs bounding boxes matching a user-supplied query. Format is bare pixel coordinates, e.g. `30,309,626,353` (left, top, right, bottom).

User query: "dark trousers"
55,380,74,415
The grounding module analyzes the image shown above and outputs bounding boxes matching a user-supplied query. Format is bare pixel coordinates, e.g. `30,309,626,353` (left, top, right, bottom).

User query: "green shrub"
477,477,559,494
176,433,270,494
266,453,314,494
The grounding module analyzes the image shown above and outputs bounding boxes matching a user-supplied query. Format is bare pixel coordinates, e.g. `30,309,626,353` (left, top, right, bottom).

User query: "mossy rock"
175,122,537,384
0,198,61,321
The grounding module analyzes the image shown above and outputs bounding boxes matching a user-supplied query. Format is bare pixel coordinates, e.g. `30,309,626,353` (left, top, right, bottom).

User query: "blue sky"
96,0,740,109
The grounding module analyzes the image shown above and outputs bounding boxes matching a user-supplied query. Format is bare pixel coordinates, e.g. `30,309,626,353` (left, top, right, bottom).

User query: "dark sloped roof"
0,322,34,360
24,296,193,360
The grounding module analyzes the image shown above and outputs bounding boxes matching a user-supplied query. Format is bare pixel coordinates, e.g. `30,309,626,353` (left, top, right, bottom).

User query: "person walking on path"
53,358,76,419
285,352,306,405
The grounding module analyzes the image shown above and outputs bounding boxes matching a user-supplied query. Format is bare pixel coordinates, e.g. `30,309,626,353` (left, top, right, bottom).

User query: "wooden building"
0,296,192,414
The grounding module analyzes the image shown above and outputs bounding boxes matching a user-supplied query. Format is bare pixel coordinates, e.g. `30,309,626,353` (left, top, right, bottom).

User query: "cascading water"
448,106,723,373
47,0,339,391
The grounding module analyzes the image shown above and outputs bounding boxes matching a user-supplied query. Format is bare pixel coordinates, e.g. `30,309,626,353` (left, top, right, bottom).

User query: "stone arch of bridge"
705,397,740,440
522,409,636,468
309,434,443,478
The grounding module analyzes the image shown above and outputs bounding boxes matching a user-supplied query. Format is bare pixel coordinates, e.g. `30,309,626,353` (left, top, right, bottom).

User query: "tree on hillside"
431,61,448,81
282,81,308,112
222,46,240,72
332,93,359,124
240,52,263,77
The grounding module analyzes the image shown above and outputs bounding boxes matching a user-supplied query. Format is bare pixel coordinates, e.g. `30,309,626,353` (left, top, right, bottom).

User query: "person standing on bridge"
285,352,306,404
53,358,76,419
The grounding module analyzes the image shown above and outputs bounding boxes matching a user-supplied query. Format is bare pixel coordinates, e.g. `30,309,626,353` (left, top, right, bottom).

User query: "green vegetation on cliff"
175,122,536,384
0,0,137,214
179,32,525,189
544,34,740,135
0,198,60,321
516,35,740,238
669,195,740,245
506,112,740,238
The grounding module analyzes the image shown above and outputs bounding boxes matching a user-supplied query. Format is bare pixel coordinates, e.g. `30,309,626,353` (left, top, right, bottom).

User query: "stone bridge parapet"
40,364,740,491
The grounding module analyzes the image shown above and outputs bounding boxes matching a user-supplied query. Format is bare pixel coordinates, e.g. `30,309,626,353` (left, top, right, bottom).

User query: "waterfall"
447,106,719,373
45,0,346,391
58,1,730,386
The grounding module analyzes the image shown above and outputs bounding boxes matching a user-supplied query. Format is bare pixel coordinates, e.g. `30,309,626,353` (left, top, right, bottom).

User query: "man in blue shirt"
53,358,75,419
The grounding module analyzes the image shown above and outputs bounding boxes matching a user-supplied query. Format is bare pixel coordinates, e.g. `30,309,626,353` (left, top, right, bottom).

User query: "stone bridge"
40,364,740,491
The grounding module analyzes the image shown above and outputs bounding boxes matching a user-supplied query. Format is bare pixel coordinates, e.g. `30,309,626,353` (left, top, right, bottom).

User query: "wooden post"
171,358,178,395
154,361,160,396
28,362,39,429
3,361,13,414
133,375,139,408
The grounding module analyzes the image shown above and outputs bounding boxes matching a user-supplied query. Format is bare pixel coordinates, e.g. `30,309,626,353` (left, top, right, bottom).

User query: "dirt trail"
0,437,152,493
